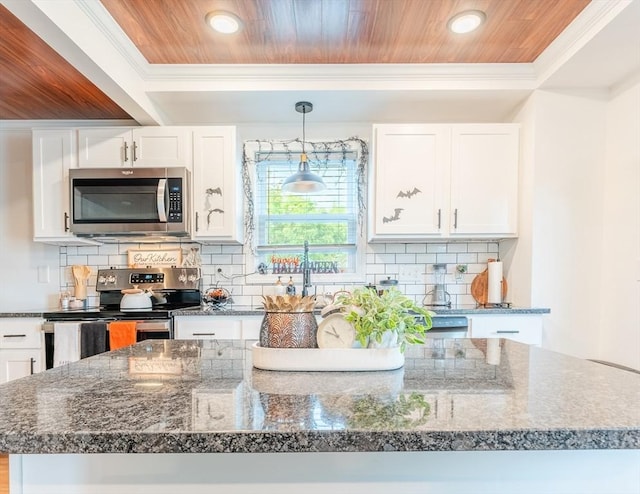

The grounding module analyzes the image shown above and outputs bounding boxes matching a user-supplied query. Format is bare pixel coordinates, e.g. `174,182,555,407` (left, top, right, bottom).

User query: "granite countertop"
0,306,551,319
0,338,637,454
172,305,551,316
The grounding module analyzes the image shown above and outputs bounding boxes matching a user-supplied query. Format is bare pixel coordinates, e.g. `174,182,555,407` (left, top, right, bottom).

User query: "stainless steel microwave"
69,167,190,238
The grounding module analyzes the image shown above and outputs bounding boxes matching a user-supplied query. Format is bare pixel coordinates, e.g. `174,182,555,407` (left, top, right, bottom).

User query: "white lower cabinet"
468,315,543,346
173,316,242,340
0,318,45,383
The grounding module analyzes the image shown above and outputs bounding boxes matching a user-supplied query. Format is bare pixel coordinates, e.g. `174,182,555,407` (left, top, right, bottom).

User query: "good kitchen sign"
128,249,182,268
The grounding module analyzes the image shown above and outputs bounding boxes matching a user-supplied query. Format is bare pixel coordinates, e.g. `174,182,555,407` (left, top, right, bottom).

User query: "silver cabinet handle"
437,209,441,230
30,358,35,375
3,334,27,338
132,141,138,162
123,141,129,162
64,212,70,232
195,211,199,232
496,330,520,334
453,208,458,229
192,333,217,336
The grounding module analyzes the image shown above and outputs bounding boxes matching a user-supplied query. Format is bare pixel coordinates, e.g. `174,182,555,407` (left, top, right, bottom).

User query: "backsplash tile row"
58,241,499,309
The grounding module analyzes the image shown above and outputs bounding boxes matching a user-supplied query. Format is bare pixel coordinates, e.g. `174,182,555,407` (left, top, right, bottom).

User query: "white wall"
598,80,640,370
506,91,608,360
0,127,59,311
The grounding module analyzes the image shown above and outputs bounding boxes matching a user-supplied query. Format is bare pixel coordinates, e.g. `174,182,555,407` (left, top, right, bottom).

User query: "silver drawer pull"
3,334,27,338
192,332,216,336
496,330,519,334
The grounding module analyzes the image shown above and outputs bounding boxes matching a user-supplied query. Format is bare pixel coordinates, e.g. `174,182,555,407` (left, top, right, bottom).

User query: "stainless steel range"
43,267,201,367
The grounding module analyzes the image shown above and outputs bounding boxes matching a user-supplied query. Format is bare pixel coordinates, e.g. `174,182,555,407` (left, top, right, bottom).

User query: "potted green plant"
336,287,432,351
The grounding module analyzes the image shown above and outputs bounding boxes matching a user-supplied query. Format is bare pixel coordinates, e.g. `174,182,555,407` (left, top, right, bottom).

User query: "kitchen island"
0,338,638,493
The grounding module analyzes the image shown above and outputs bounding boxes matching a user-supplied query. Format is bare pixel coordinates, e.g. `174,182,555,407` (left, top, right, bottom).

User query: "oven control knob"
97,275,107,284
187,274,197,282
107,275,116,284
178,273,187,283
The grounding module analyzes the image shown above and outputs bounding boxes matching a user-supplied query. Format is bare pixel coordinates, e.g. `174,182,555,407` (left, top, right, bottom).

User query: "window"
243,139,367,280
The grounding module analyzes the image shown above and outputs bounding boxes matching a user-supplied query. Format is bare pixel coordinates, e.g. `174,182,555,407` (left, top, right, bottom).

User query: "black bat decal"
397,187,421,198
382,208,403,223
206,187,222,196
206,208,225,227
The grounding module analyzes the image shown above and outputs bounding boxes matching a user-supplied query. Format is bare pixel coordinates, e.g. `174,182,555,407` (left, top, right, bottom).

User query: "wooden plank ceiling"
0,4,131,119
0,0,590,120
100,0,590,64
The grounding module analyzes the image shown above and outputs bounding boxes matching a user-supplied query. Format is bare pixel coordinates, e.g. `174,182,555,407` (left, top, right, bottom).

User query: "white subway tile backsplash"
201,245,223,254
456,253,478,264
446,244,467,253
435,253,457,264
375,253,397,264
385,244,406,254
406,244,427,253
415,254,437,264
395,254,416,264
56,240,499,308
467,243,489,253
426,244,447,253
87,255,109,266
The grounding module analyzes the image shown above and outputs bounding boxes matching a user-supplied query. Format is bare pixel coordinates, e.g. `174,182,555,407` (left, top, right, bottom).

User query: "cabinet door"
450,124,519,237
469,315,542,346
0,349,44,383
0,318,44,349
370,124,449,240
78,128,132,167
132,127,191,168
191,127,242,243
33,130,101,245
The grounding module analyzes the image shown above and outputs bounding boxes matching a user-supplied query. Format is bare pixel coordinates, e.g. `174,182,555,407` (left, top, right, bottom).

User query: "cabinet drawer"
469,315,542,346
0,320,44,349
174,317,242,340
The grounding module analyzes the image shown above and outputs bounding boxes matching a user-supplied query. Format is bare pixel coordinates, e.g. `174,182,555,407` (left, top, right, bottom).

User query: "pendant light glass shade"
282,101,326,194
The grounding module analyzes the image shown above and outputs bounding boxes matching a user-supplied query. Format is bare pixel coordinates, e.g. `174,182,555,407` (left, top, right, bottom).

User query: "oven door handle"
135,320,171,332
157,178,168,223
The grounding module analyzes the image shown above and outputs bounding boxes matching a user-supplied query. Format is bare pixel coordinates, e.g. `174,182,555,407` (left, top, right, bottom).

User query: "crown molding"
534,0,633,86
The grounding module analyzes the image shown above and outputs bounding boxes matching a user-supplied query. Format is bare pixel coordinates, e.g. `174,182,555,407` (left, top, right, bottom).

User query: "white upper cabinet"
370,125,449,239
78,127,192,168
32,129,99,245
191,127,243,243
369,123,519,241
450,125,519,237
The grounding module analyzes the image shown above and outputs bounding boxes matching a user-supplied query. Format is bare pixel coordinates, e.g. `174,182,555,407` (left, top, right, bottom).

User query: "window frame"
242,138,368,286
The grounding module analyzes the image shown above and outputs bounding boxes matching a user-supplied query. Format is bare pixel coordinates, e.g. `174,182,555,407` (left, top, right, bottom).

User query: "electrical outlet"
399,265,423,283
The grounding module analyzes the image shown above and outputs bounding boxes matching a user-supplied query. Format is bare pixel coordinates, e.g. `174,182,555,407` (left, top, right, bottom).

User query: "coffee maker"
423,263,452,308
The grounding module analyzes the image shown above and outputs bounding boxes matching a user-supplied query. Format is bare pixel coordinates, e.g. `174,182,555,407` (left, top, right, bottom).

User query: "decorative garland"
242,137,368,255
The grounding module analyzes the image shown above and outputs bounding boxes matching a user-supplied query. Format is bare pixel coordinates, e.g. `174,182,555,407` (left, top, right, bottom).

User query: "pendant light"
282,101,326,194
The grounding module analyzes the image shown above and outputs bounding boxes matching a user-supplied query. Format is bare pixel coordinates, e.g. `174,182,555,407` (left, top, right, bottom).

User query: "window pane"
254,150,358,274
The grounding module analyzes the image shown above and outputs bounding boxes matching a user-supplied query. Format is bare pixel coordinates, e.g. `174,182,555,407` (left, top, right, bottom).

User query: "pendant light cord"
302,108,306,154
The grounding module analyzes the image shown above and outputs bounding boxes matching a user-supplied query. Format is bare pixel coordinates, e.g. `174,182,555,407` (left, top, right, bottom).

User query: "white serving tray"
251,342,404,371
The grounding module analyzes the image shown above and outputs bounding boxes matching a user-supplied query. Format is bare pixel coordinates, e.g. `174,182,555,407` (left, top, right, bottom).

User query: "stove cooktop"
43,306,201,321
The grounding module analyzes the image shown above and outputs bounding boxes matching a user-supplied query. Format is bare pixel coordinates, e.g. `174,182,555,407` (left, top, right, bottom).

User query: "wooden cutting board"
471,268,507,305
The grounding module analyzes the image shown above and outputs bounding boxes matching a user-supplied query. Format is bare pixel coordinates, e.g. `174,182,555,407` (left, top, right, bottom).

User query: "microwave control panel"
167,178,183,222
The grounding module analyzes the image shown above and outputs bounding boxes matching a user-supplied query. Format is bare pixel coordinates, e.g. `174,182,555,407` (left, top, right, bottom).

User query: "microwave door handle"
157,178,168,222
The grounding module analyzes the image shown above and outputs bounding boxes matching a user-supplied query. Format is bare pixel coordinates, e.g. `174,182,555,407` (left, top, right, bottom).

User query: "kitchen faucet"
302,240,312,297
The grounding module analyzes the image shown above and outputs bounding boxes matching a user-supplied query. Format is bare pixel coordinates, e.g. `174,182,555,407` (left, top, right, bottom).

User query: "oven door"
69,167,189,236
43,318,172,369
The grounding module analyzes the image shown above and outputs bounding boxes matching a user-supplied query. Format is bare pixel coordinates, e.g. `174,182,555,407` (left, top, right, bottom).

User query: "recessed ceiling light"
447,10,486,34
206,11,243,34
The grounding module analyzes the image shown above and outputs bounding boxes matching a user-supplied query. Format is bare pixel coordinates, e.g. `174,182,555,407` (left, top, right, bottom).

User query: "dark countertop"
171,305,551,316
0,306,551,319
0,338,637,454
